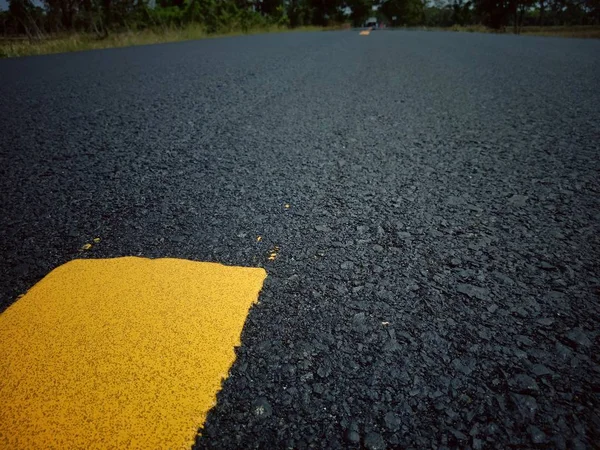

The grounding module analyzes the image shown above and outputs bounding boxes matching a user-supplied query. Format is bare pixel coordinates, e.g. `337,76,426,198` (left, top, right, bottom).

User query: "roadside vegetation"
517,24,600,37
432,24,600,38
0,25,331,57
1,0,598,58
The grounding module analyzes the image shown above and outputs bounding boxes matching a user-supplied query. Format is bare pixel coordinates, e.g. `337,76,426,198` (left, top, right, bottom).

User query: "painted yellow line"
359,30,371,36
0,257,266,449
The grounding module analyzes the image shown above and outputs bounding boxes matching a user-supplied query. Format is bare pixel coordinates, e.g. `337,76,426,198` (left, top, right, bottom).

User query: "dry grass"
519,25,600,39
432,24,600,39
0,25,326,58
448,24,491,33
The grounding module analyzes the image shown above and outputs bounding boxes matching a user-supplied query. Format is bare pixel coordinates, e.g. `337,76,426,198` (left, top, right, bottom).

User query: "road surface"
1,30,599,448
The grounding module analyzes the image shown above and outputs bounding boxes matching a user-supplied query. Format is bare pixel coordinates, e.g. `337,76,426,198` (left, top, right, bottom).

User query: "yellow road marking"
359,29,371,36
267,246,280,261
0,257,266,449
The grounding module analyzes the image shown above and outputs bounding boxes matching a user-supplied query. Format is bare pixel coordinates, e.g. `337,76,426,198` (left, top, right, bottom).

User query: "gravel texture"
1,30,599,448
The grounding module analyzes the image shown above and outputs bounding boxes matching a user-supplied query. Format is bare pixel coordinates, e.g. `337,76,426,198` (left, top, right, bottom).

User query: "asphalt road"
1,30,599,449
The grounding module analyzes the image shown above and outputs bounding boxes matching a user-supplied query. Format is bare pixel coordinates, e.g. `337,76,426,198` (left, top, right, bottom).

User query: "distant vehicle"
365,17,378,28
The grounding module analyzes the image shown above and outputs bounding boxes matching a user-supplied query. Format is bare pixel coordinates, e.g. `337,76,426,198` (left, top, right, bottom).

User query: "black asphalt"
1,30,599,449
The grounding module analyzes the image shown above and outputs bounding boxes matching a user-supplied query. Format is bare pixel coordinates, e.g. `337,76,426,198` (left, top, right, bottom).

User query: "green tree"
309,0,343,25
259,0,283,16
8,0,44,36
42,0,81,29
423,0,454,26
451,0,472,24
473,0,509,28
380,0,424,25
287,0,315,26
347,0,372,26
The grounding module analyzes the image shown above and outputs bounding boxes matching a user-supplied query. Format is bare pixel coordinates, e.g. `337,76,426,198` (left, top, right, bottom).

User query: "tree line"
1,0,598,37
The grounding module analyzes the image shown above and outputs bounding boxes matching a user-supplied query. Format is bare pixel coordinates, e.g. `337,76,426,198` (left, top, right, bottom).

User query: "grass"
518,25,600,39
448,24,491,33
0,24,327,58
436,24,600,39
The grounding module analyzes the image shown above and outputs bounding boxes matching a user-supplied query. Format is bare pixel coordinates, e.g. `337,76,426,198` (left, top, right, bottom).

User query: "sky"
0,0,45,10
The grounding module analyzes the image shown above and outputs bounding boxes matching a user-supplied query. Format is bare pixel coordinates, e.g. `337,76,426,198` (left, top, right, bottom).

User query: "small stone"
341,261,354,270
507,194,528,207
493,271,515,285
527,425,547,444
536,318,554,326
447,195,462,206
457,283,489,301
530,364,553,377
376,289,394,301
251,397,272,418
346,430,360,444
364,432,386,450
317,364,331,378
315,225,332,232
511,394,538,420
384,412,401,431
450,428,468,440
565,328,592,348
452,358,474,376
373,244,384,252
514,348,528,359
515,307,529,318
449,258,461,267
516,335,534,346
383,338,401,352
478,328,491,340
397,231,412,240
538,261,556,270
556,341,573,362
352,313,367,332
572,438,586,450
487,304,499,313
407,282,419,291
458,269,474,278
286,274,300,285
345,421,360,444
509,374,539,394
